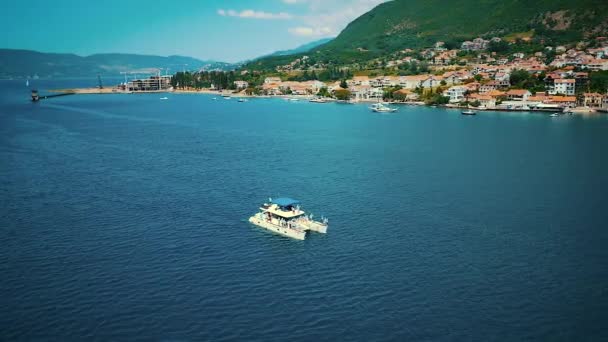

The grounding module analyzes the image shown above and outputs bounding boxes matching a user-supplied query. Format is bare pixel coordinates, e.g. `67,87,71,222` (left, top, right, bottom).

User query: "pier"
31,89,75,102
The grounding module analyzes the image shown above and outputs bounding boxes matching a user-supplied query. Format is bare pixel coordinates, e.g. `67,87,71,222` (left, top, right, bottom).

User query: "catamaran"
249,198,328,240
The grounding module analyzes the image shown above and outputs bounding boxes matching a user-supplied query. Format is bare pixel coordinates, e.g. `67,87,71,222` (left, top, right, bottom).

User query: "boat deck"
261,205,305,219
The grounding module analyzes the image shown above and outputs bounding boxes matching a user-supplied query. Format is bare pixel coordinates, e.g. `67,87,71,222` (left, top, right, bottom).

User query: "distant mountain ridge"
0,49,235,78
266,38,333,57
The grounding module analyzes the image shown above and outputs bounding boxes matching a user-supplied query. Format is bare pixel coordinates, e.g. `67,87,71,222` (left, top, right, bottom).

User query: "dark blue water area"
1,79,608,341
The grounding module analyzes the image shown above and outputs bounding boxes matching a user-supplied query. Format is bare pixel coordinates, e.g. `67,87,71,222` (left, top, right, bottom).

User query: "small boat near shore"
238,98,248,102
550,113,560,117
461,109,476,115
310,97,328,103
160,96,168,100
370,103,397,113
249,198,328,240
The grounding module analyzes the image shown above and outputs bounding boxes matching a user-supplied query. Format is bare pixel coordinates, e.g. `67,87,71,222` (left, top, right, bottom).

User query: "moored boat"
461,109,476,115
370,103,397,113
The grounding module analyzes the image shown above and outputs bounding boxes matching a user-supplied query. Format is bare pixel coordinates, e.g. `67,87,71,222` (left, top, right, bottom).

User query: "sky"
1,0,387,62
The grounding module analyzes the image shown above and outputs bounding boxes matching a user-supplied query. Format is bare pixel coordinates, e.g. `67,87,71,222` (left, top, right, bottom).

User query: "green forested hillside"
246,0,608,70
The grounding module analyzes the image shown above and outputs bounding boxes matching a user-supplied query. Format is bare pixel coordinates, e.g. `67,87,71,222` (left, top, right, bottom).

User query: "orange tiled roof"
506,89,531,96
548,96,576,102
486,90,506,97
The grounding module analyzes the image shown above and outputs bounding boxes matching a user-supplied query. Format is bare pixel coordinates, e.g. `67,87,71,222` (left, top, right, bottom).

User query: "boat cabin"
260,197,305,220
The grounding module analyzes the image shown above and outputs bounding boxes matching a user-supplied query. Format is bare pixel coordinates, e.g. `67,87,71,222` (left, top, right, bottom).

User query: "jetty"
31,89,75,102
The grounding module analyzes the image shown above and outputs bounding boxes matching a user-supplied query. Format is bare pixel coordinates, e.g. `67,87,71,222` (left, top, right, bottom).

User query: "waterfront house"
352,86,383,101
262,82,281,95
443,86,468,103
505,89,531,101
234,81,249,90
545,96,577,108
581,93,604,107
468,93,496,108
550,79,576,96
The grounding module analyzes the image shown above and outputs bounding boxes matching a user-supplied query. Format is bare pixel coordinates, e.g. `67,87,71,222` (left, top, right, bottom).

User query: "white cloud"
217,8,293,20
288,26,333,37
218,1,388,38
286,0,388,37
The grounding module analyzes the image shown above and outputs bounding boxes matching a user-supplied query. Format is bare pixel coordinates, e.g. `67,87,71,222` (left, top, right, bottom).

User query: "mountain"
245,0,608,70
322,0,607,53
267,38,333,57
0,49,235,78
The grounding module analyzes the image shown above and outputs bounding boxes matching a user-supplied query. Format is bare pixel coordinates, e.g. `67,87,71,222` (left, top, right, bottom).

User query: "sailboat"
26,79,29,87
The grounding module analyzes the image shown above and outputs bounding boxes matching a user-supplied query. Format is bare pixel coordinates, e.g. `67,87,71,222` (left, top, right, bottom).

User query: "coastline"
46,86,604,113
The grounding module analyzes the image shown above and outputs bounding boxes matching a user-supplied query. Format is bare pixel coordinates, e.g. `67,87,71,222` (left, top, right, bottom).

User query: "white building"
443,86,468,103
264,77,282,84
550,79,576,96
234,81,249,89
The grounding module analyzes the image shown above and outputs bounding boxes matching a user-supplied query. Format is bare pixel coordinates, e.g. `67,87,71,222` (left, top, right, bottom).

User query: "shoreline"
47,87,604,114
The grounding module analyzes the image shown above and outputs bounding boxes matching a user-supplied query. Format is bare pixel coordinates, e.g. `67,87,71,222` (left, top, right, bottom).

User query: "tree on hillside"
509,69,530,86
340,79,348,89
317,87,330,97
589,71,608,93
334,89,352,100
488,40,510,53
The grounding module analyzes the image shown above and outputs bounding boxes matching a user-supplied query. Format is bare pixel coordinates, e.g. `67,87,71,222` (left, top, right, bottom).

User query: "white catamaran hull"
249,213,306,240
295,220,328,234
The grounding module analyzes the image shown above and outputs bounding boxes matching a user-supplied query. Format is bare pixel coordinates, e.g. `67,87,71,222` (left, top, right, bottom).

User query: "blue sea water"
1,79,608,341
